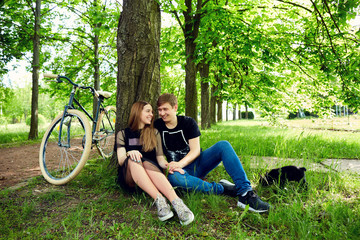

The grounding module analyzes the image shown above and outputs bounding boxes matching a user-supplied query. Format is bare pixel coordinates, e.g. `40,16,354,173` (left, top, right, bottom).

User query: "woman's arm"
117,146,127,166
116,130,142,165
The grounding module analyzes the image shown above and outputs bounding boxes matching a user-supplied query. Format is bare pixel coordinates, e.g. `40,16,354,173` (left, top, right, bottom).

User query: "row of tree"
1,0,359,139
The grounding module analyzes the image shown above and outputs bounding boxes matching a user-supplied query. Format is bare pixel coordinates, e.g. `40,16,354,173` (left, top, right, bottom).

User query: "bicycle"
39,73,116,185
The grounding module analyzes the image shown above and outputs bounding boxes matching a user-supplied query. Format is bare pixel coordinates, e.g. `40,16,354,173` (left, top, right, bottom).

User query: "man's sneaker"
219,179,238,197
171,198,194,226
154,194,174,221
237,190,270,213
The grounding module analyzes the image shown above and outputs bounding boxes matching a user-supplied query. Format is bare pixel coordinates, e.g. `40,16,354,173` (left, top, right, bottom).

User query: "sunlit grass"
201,120,360,160
1,118,359,239
0,122,50,146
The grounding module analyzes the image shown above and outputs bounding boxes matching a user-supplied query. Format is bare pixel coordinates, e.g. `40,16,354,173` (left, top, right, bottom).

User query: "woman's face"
140,104,153,127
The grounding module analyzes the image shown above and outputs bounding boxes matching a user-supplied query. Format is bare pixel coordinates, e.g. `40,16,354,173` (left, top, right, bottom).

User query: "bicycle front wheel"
39,109,92,185
95,105,116,158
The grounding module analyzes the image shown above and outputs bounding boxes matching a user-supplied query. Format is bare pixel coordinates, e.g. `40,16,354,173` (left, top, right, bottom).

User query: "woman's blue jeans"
167,140,252,195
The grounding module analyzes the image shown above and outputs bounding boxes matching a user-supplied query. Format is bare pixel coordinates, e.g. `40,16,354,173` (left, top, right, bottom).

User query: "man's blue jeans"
167,140,252,195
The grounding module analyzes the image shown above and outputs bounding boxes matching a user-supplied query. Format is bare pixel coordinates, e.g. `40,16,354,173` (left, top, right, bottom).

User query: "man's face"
157,103,177,123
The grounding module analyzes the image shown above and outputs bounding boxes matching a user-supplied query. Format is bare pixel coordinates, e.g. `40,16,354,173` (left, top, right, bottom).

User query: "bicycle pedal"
93,131,106,140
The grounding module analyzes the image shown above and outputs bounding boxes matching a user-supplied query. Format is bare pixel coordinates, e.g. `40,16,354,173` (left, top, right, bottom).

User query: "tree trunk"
182,0,204,123
233,104,237,120
93,18,101,118
226,102,229,121
199,60,210,129
28,0,41,140
116,0,161,133
217,99,222,122
210,85,216,124
245,103,248,119
184,30,198,122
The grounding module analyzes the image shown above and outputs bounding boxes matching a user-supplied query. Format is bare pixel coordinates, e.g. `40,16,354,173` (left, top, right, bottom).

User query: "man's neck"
165,116,177,129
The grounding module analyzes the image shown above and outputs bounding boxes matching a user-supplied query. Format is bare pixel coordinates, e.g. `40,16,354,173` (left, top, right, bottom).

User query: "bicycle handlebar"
43,73,96,95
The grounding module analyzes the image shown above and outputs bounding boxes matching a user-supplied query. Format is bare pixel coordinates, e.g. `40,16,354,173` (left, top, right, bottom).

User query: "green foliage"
25,114,47,126
42,0,120,104
160,25,186,115
160,0,360,119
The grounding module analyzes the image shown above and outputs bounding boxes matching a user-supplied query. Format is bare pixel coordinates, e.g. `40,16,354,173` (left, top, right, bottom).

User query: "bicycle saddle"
96,90,112,99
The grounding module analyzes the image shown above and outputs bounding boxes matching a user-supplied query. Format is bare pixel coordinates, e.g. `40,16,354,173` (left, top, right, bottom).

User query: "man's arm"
167,136,201,170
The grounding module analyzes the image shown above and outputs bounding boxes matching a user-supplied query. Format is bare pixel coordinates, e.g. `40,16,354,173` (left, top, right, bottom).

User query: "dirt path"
0,143,99,189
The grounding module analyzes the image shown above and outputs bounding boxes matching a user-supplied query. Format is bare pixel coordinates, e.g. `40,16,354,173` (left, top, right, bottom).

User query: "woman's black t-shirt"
115,127,162,192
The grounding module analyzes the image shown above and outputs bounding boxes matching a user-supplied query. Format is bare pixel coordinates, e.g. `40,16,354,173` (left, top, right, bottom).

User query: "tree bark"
245,103,248,119
226,101,229,121
199,60,210,129
217,99,222,122
93,26,100,118
116,0,161,133
93,0,101,119
233,104,237,120
182,0,204,123
210,85,216,124
28,0,41,140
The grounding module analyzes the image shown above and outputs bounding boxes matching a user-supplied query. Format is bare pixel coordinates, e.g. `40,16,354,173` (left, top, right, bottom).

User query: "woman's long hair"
128,101,157,152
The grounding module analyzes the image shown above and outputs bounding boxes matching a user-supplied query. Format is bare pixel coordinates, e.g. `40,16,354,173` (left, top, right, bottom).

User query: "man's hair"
157,93,178,107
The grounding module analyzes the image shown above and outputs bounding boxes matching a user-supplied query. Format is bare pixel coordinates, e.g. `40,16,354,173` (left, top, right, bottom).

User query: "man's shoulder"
178,115,196,124
154,118,164,128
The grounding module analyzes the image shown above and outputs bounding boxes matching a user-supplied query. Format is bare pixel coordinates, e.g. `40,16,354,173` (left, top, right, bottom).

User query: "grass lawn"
1,118,359,239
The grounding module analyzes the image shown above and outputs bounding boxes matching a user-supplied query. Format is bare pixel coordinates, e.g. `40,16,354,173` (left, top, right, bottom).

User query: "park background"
1,0,360,239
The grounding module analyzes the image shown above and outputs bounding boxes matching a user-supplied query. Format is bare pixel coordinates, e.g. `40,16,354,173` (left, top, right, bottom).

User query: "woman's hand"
166,161,185,174
127,150,142,163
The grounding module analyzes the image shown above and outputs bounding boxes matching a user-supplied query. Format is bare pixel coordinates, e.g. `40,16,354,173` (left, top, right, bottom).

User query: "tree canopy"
0,0,359,131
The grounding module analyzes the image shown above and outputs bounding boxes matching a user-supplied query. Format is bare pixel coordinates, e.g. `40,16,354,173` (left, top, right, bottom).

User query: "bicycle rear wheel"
39,109,92,185
95,105,116,158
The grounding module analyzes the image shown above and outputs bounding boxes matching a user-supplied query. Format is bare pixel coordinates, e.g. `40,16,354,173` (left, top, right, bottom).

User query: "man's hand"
166,161,185,174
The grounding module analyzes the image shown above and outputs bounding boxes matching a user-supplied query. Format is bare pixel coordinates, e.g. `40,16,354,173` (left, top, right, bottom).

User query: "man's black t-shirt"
154,116,201,162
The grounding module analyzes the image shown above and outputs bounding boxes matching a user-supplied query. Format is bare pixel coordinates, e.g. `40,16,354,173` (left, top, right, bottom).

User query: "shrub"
241,111,254,119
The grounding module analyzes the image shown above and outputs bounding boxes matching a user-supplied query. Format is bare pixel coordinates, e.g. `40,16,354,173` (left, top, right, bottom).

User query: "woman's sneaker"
154,194,174,221
237,190,270,213
171,198,194,226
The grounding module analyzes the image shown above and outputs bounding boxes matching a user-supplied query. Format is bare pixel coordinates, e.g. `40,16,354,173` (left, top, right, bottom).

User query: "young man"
154,93,270,213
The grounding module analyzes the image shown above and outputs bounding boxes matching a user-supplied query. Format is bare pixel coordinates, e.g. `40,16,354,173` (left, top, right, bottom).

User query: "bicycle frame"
57,79,107,147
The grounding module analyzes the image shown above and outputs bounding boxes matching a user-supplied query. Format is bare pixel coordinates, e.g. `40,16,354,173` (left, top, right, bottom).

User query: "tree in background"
115,0,161,132
42,0,120,114
161,0,211,123
160,0,359,125
28,0,41,139
160,24,186,115
1,0,62,138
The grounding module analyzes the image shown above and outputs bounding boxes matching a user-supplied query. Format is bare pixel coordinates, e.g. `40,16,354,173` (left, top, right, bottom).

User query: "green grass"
1,119,360,239
201,120,360,160
0,123,48,146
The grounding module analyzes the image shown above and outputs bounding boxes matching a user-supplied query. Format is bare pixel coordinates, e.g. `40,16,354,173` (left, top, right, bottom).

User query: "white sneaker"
171,198,194,226
154,194,174,221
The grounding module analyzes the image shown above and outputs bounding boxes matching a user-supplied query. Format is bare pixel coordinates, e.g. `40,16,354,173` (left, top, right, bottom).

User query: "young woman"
116,101,194,225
